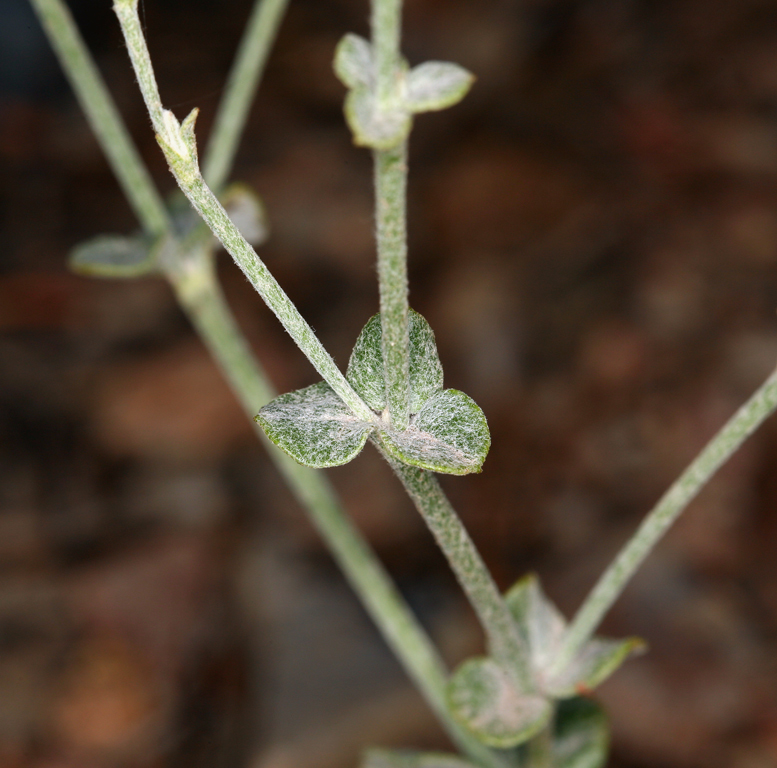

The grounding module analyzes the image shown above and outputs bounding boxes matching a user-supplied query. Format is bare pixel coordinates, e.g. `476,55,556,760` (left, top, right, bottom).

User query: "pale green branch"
553,366,777,677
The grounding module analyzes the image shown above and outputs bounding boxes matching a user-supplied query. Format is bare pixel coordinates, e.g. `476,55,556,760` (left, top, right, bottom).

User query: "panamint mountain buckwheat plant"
29,0,777,765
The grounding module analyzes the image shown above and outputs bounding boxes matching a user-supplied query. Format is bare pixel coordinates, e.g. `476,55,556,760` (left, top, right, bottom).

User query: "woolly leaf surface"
505,573,644,698
447,657,551,748
343,86,412,150
255,382,372,468
505,574,567,675
380,389,490,474
69,234,156,278
347,310,444,413
334,34,373,89
405,62,474,113
547,636,645,699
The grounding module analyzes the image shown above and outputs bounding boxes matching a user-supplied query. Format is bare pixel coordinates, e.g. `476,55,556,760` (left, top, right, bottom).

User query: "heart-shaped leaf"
505,574,567,673
505,574,644,698
343,85,412,150
255,382,373,468
362,749,477,768
69,234,157,278
380,389,490,475
221,183,269,246
347,310,444,413
404,62,474,113
447,657,551,748
551,698,609,768
334,34,373,90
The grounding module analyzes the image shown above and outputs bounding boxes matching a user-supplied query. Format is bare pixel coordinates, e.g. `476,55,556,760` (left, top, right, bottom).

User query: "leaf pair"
256,311,491,475
334,34,474,149
68,184,268,278
447,575,644,749
362,698,608,768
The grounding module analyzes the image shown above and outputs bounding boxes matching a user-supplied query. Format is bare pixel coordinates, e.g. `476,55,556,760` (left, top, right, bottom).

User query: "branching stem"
114,0,374,424
385,453,533,691
34,3,505,762
174,265,503,767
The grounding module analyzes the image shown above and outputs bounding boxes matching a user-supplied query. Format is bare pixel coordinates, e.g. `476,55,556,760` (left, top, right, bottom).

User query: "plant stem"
552,366,777,677
370,0,410,430
202,0,290,192
173,263,506,768
113,0,375,425
29,0,169,237
375,141,410,429
183,173,376,422
113,0,166,133
384,453,532,691
371,0,402,106
37,3,509,764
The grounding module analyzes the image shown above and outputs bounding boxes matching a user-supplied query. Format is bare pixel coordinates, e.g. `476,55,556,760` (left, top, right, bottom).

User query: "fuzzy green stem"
552,366,777,677
173,263,506,768
113,0,374,424
182,172,375,422
371,0,402,106
113,0,166,133
375,142,410,429
40,2,507,763
202,0,290,192
384,453,533,691
29,0,168,237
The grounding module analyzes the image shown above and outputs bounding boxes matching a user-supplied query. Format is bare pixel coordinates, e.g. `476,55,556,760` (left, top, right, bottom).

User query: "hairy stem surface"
375,142,410,429
174,267,501,765
553,366,777,676
114,0,374,424
385,452,532,691
35,3,502,760
371,0,402,106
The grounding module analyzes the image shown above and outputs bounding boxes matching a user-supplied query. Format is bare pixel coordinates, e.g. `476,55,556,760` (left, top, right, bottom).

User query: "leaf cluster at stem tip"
445,574,643,751
334,33,475,149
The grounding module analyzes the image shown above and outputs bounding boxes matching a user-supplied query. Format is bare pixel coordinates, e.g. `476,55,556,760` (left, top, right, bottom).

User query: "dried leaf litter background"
3,0,777,766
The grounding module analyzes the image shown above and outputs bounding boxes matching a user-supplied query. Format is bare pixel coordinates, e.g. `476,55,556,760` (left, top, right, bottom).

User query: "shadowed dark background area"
3,0,777,766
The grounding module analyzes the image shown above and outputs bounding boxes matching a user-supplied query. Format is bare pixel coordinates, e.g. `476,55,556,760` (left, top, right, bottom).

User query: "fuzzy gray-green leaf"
221,183,269,246
380,389,490,475
552,698,609,768
69,234,157,278
547,636,645,699
255,382,373,468
505,573,644,698
404,62,474,113
505,573,567,674
343,86,412,150
347,310,444,413
334,34,373,89
447,657,551,748
362,749,477,768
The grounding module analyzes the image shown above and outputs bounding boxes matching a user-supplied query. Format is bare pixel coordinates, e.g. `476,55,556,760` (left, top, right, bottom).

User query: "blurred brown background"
3,0,777,766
